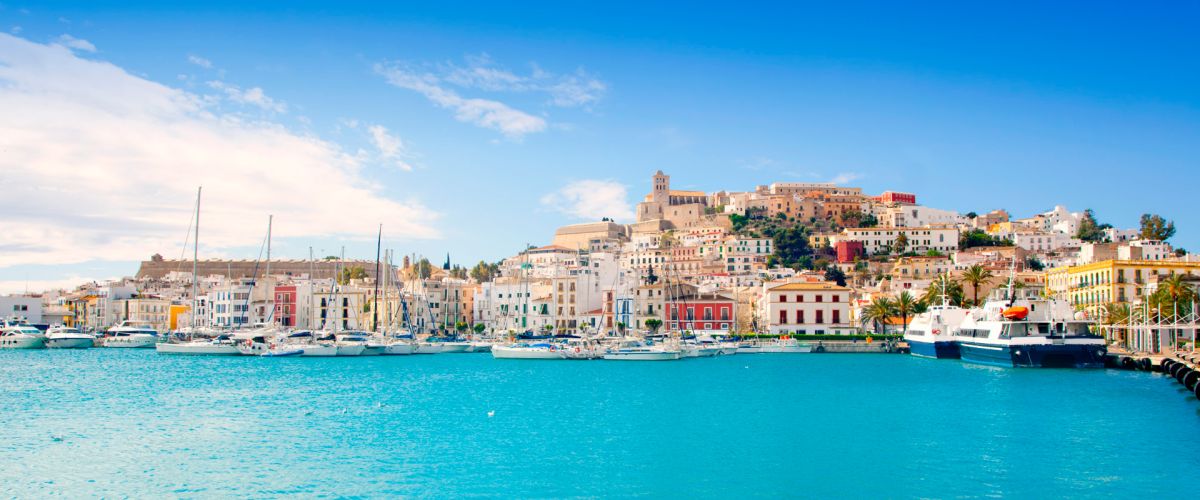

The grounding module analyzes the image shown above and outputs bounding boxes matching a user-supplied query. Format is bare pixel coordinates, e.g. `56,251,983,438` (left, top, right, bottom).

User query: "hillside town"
3,170,1193,339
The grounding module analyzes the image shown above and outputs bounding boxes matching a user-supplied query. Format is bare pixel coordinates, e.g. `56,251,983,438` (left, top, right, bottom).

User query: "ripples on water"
1,350,1198,498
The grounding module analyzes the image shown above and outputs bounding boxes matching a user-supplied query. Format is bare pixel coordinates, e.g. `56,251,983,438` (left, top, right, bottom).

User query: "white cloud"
829,172,862,184
0,276,109,295
188,54,213,69
0,33,439,269
207,80,287,113
53,34,95,53
367,124,413,171
375,63,546,139
540,180,634,222
10,26,21,34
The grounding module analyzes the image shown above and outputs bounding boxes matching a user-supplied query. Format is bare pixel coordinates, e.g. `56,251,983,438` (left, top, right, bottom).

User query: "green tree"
772,226,813,268
961,265,994,306
860,297,896,334
1025,257,1045,271
339,265,369,284
1076,209,1112,242
1139,213,1176,241
472,323,486,335
894,233,909,254
894,292,918,334
922,276,965,306
824,266,847,286
415,258,433,279
455,321,469,334
960,229,1010,249
469,260,499,283
644,318,663,334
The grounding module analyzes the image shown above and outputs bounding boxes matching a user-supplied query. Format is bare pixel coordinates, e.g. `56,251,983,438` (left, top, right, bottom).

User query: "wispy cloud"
53,34,94,53
187,54,213,69
540,180,634,222
0,32,439,270
442,54,607,108
207,80,287,113
376,62,546,139
367,124,413,171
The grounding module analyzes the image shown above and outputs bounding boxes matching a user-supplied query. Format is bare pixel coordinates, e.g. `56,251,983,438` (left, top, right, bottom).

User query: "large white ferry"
955,287,1106,368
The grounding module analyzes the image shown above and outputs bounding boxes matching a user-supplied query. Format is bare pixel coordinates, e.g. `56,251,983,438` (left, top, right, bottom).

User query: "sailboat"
158,187,241,355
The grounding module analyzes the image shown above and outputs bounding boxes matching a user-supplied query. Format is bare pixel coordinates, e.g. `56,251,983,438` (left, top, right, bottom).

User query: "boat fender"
1173,363,1187,377
1194,381,1200,399
1121,357,1134,369
1140,358,1152,371
1162,359,1175,373
1184,371,1200,391
1177,368,1192,383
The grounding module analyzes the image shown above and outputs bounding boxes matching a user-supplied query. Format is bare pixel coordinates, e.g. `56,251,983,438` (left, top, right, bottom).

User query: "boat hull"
959,341,1106,368
603,351,681,361
45,337,93,349
382,343,415,355
466,342,492,353
491,345,561,359
336,345,366,356
299,344,339,357
0,336,45,349
101,336,157,348
413,343,443,354
907,338,960,359
155,343,240,355
437,342,472,353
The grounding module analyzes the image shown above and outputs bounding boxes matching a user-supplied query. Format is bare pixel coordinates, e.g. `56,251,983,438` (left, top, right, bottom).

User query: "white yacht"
332,333,368,356
100,321,158,348
603,339,682,361
235,332,272,356
1,318,46,349
956,287,1107,369
45,326,94,349
155,335,240,355
284,331,338,357
466,341,493,353
491,342,562,359
559,338,604,360
419,337,472,353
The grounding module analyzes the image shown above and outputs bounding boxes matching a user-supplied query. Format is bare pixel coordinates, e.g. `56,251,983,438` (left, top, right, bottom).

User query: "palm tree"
860,297,895,334
645,318,663,335
894,292,918,334
922,276,964,306
960,265,993,306
1157,273,1195,317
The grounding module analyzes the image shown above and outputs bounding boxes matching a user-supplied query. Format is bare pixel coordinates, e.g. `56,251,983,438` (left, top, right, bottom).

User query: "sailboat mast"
373,224,382,333
265,215,273,326
192,186,201,333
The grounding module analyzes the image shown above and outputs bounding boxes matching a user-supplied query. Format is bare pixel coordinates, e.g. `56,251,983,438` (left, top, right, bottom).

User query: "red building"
664,290,735,333
274,285,297,327
875,191,916,205
835,240,865,263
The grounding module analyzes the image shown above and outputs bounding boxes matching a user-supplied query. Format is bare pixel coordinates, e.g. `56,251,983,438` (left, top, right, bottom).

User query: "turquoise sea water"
2,350,1199,498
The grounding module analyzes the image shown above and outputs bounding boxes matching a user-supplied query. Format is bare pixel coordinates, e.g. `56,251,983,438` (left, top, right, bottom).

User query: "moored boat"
1,318,46,349
956,287,1106,369
100,321,158,348
155,335,240,355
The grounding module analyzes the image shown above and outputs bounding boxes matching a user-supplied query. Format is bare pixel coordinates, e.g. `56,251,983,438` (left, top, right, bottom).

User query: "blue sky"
1,1,1198,292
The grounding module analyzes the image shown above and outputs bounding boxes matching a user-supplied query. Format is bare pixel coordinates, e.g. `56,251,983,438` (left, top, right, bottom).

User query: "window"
816,295,823,303
816,310,824,324
832,310,840,324
797,310,805,324
779,310,787,325
780,295,788,303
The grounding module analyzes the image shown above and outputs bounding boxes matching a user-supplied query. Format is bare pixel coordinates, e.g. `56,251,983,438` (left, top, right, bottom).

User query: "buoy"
1185,371,1200,391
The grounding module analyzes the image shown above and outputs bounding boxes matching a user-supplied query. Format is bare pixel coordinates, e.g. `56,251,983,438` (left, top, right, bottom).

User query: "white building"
878,205,964,228
833,227,959,255
759,281,855,335
0,295,43,323
1012,231,1081,252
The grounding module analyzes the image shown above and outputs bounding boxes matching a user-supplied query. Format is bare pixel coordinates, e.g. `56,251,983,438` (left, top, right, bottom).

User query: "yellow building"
1045,259,1200,313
